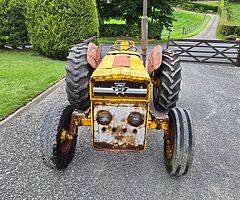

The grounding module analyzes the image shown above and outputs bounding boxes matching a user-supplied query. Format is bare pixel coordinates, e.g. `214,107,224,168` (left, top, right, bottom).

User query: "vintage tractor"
40,0,194,176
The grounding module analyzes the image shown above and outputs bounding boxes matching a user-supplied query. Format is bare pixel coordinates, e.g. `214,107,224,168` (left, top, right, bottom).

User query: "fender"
148,45,162,75
87,42,101,69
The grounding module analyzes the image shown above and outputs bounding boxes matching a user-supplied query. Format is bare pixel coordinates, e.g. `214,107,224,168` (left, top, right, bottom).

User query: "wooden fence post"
236,38,240,67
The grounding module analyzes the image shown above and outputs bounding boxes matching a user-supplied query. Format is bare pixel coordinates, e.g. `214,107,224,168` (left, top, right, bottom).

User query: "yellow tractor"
40,0,194,176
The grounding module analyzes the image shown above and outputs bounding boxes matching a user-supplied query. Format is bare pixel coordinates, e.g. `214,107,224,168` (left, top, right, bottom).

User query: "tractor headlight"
96,110,112,125
127,112,144,127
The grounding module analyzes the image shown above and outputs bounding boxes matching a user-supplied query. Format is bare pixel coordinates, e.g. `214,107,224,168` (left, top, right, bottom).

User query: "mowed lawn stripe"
0,50,66,120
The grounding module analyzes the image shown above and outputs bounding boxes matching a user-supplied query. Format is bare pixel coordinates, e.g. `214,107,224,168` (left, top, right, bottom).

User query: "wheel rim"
164,128,174,161
60,128,76,155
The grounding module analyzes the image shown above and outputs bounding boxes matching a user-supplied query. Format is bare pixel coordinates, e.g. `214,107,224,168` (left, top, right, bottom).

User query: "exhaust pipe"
141,0,148,67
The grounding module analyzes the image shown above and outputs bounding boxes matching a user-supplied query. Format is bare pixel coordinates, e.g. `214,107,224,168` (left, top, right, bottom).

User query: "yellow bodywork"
90,46,152,104
71,41,170,152
88,41,152,151
91,53,150,83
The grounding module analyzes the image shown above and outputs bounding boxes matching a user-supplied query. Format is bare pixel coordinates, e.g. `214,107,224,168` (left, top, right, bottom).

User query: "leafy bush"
191,2,219,12
181,3,195,11
0,0,28,49
26,0,99,58
100,24,140,37
149,22,163,40
100,23,162,39
181,1,219,13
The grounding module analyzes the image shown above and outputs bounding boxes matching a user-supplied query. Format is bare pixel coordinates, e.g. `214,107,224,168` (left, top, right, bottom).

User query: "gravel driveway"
1,61,240,199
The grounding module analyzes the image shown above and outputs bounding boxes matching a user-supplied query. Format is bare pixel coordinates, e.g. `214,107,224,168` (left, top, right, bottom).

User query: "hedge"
181,2,219,13
191,2,219,12
26,0,99,58
100,23,163,39
218,0,240,36
100,24,140,37
0,0,28,49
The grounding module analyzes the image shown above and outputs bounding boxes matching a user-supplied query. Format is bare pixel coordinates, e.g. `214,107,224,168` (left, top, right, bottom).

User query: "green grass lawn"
162,10,210,40
0,50,65,120
100,10,210,43
228,3,240,26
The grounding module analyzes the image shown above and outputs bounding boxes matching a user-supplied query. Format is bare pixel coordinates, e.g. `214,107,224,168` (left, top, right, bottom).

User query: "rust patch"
113,55,130,67
162,118,173,161
93,103,147,151
87,42,101,69
148,45,162,75
94,142,144,151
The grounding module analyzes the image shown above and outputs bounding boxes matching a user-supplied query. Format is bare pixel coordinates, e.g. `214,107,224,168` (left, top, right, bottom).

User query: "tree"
99,0,180,30
26,0,99,58
96,0,104,25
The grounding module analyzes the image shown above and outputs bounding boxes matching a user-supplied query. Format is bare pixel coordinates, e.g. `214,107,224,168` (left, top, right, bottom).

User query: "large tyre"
40,104,78,169
66,44,92,111
153,50,182,111
164,108,194,176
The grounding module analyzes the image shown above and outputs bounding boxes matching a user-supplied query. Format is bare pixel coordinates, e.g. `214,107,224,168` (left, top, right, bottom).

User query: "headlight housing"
96,110,112,125
127,112,144,127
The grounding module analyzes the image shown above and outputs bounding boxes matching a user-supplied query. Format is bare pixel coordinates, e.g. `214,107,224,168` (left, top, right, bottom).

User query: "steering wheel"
110,45,138,52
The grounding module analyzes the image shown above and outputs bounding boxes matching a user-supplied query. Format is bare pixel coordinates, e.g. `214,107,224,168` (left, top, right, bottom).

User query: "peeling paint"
93,103,147,151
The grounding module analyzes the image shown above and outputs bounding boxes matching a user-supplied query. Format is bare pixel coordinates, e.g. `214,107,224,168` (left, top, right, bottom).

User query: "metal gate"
167,39,240,66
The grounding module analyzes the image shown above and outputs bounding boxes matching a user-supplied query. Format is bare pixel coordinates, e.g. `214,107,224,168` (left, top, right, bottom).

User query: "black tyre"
164,108,194,176
40,104,78,169
66,44,92,111
153,50,182,111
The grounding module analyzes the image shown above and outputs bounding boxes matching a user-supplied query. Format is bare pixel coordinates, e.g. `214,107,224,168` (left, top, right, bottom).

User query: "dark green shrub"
149,22,163,40
180,1,219,13
181,3,195,11
191,2,219,13
0,0,8,48
100,23,162,39
100,24,140,38
26,0,99,58
0,0,28,49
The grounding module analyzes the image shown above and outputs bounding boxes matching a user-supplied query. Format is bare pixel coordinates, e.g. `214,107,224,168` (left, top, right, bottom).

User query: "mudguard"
87,42,101,69
148,45,162,75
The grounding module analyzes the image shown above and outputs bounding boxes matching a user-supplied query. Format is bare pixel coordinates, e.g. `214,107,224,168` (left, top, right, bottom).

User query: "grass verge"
0,50,65,120
162,10,210,40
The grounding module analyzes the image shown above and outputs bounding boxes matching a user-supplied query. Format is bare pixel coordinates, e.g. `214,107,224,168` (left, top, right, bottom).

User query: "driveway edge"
0,78,65,126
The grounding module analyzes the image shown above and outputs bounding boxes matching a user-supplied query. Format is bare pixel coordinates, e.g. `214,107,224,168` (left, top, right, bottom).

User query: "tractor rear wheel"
40,104,78,169
164,108,194,176
153,50,181,111
66,44,92,111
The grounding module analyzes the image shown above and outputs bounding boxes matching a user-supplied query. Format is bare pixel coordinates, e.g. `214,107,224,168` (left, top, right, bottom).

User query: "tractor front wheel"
164,108,194,176
40,104,78,169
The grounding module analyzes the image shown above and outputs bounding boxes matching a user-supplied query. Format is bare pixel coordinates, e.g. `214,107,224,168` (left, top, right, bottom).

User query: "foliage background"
0,0,28,49
26,0,99,58
97,0,180,39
